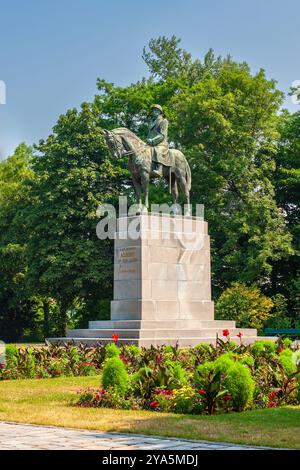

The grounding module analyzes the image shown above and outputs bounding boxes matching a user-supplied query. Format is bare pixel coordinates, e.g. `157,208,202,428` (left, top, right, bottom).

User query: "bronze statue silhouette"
103,105,191,212
103,127,191,211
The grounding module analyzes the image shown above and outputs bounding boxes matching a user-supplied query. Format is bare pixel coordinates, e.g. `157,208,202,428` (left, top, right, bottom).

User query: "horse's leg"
178,175,191,215
171,174,179,204
132,178,142,207
141,172,150,210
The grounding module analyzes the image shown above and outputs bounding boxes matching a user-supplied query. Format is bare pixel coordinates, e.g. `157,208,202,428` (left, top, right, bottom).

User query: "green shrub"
5,344,18,368
240,355,254,367
105,342,120,359
102,357,129,396
216,283,273,330
214,352,254,370
251,340,277,357
224,362,255,411
283,338,293,349
214,353,235,374
194,362,215,389
279,349,297,375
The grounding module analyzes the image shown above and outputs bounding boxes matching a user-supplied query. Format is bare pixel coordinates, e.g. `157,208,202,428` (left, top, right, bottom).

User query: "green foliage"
194,354,255,412
124,345,141,357
216,283,274,330
23,348,36,378
279,349,297,375
194,362,228,414
3,341,300,416
105,342,120,358
131,366,155,398
164,360,188,389
5,344,19,369
0,145,42,341
154,386,204,414
240,355,254,367
214,353,235,374
102,357,129,396
0,344,104,380
283,338,293,348
224,362,255,411
251,340,277,358
265,294,292,329
273,111,300,325
172,387,205,415
194,362,215,389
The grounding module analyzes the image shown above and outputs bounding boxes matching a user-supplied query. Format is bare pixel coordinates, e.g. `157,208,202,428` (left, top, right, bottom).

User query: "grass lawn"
0,376,299,449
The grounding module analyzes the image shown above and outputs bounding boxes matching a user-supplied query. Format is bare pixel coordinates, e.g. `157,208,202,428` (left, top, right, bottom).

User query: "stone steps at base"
67,327,256,339
48,336,275,347
88,320,236,330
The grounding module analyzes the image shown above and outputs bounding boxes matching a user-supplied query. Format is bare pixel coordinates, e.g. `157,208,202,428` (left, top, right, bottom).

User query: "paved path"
0,422,276,450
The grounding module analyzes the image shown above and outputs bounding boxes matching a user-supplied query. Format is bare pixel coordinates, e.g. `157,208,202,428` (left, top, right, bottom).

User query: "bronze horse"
103,128,191,212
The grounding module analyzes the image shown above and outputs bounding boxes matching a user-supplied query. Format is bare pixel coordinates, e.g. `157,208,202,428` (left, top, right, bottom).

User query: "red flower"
223,395,233,400
223,329,230,337
198,389,207,395
267,402,276,408
154,389,174,396
95,389,105,399
237,332,243,338
82,361,94,367
112,333,119,342
268,391,278,400
149,401,159,408
278,347,284,353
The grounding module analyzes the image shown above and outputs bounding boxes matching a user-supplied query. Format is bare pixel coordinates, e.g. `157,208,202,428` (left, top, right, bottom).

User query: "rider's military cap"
150,104,163,114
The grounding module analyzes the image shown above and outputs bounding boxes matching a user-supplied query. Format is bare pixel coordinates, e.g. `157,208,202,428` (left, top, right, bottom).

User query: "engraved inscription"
116,247,138,274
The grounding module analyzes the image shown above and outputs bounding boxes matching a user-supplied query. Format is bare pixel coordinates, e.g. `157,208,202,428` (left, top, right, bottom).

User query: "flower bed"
2,336,300,416
76,338,300,415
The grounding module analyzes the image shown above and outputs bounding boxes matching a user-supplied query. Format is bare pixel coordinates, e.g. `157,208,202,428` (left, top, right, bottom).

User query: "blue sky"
0,0,299,159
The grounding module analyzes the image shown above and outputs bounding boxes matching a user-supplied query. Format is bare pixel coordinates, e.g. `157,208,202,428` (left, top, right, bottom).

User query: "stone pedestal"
49,214,266,347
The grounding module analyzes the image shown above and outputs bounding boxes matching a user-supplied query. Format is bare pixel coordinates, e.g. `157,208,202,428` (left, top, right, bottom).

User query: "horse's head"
102,129,124,159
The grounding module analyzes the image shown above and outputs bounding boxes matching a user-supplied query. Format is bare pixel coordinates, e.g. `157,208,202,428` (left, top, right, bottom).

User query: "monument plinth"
49,213,262,346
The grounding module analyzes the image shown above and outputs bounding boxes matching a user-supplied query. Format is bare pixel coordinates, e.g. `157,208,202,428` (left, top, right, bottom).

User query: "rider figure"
147,104,171,177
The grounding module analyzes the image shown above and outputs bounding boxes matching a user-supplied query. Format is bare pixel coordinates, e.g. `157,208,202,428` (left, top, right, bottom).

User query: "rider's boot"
152,163,163,178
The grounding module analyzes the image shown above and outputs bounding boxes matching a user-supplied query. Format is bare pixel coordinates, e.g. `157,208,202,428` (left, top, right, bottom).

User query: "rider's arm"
150,119,168,145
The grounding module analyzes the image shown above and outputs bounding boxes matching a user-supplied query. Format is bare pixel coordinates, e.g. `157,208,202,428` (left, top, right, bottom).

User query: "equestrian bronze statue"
103,104,191,211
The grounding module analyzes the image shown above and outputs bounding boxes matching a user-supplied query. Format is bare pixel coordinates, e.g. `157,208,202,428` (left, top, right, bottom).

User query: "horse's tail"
185,158,192,191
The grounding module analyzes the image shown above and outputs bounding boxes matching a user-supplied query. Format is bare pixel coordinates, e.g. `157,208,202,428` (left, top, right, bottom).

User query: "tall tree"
272,110,300,323
0,144,38,341
25,102,127,335
172,66,293,292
